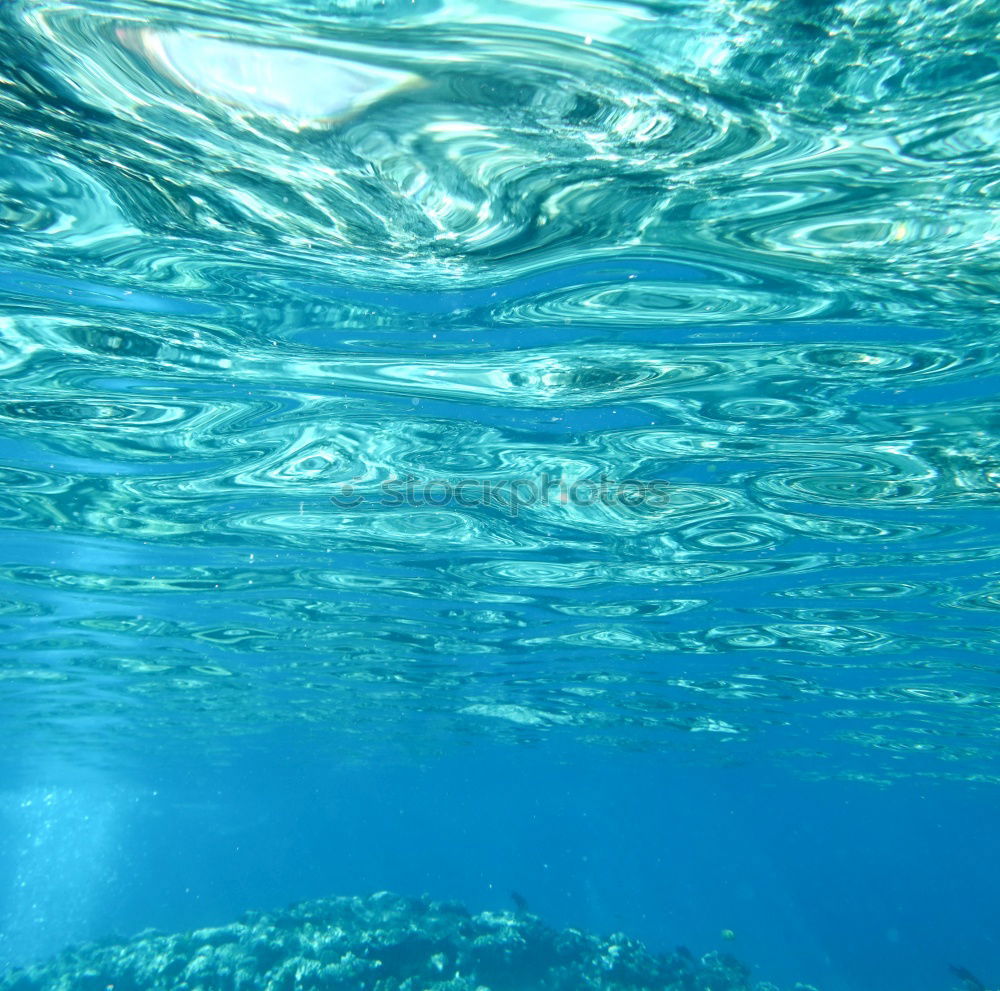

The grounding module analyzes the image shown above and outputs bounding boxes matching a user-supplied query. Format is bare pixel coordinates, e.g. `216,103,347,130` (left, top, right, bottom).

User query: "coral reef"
0,891,807,991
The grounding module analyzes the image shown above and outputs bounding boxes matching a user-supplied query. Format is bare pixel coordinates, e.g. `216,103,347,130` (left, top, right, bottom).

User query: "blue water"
1,0,999,988
1,751,998,989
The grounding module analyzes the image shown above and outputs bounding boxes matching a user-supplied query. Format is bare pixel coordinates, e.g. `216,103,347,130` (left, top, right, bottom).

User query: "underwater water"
0,0,999,988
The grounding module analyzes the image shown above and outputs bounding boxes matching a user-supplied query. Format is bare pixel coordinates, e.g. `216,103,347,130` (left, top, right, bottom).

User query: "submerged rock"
0,891,794,991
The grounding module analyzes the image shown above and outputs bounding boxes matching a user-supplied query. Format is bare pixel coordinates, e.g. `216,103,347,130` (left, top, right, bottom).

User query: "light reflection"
119,29,423,127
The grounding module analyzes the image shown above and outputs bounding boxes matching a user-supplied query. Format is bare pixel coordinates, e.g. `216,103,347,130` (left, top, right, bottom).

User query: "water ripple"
0,0,998,779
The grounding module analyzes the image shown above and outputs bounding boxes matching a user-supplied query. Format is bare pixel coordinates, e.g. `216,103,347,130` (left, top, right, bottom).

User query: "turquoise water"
0,1,998,989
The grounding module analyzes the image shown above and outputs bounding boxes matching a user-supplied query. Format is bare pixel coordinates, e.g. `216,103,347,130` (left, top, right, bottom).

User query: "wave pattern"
0,0,998,783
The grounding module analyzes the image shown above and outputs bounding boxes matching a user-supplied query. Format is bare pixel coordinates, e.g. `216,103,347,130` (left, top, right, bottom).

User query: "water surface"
0,1,998,988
